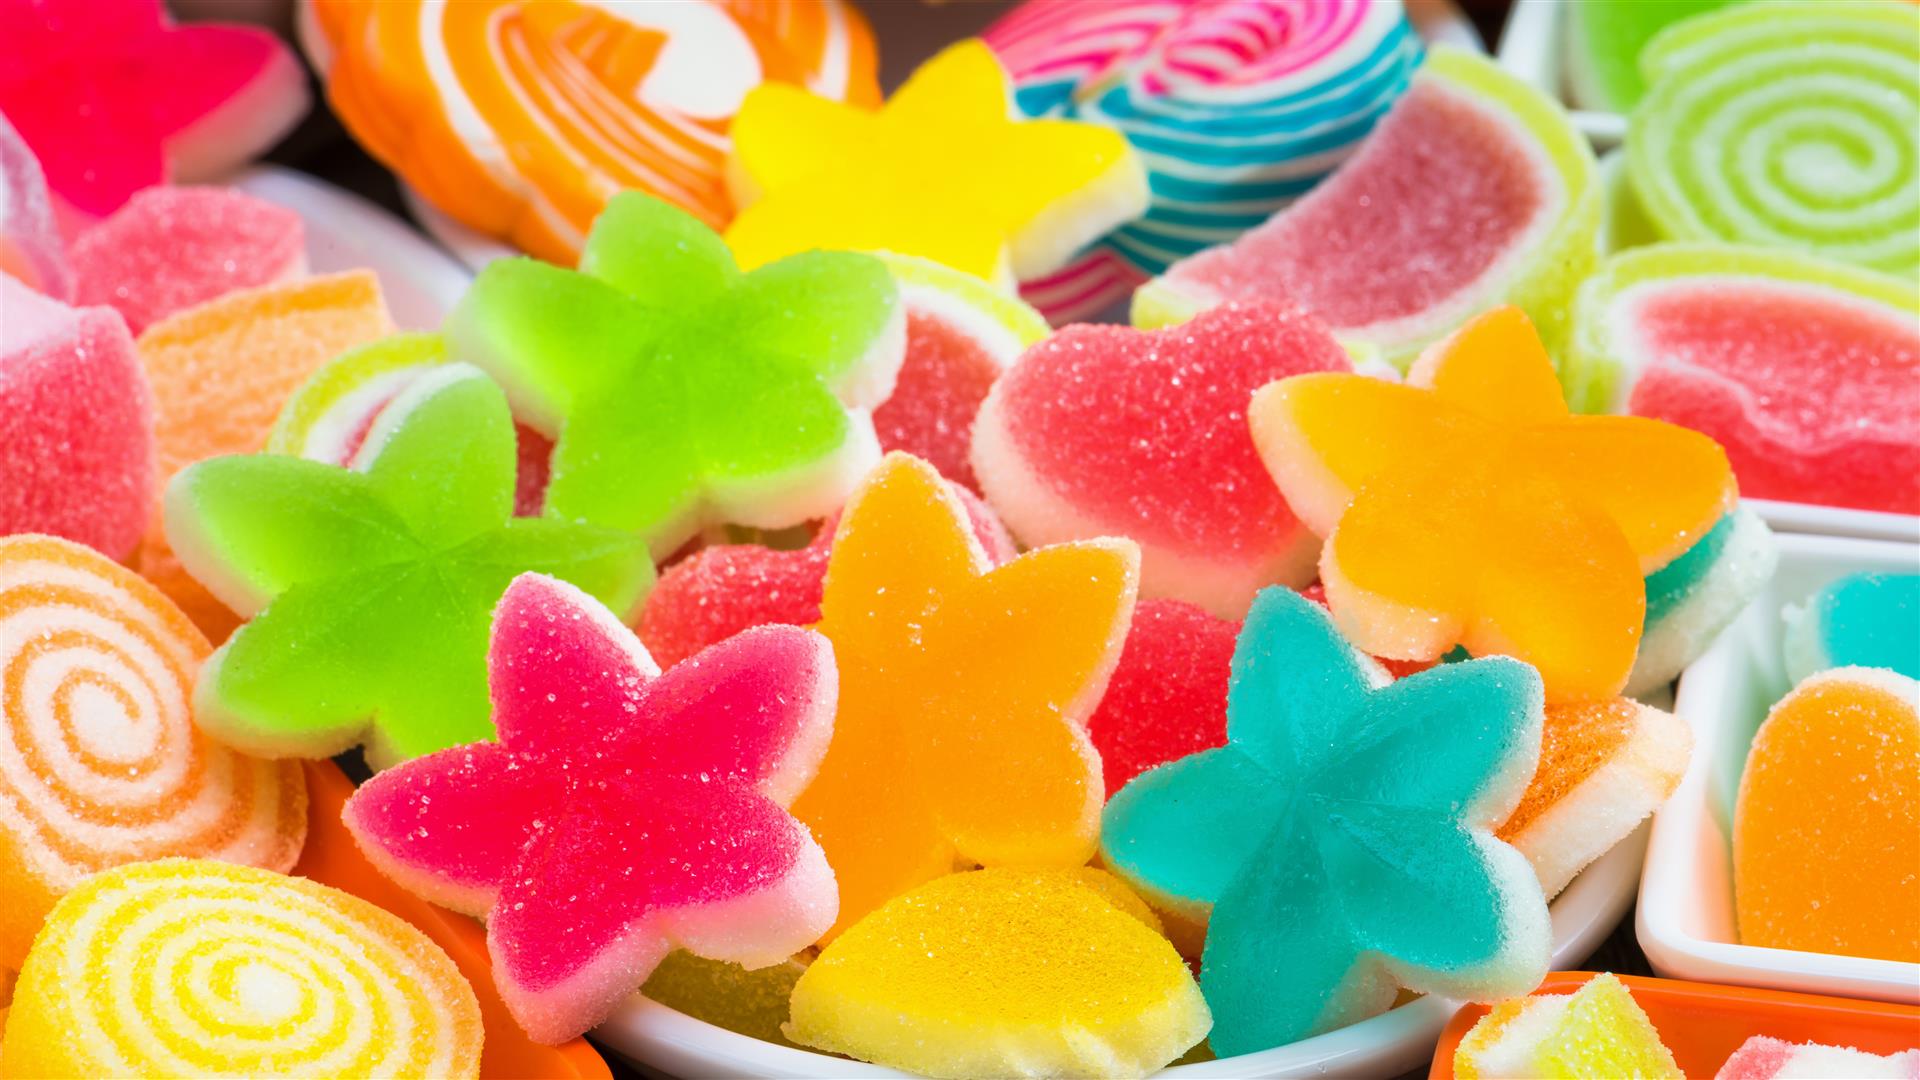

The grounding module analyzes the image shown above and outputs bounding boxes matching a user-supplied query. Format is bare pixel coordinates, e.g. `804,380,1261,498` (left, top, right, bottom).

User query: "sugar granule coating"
1087,598,1237,793
786,867,1207,1080
1734,667,1920,965
1454,973,1680,1079
0,276,154,560
973,300,1347,617
344,574,838,1044
1714,1035,1920,1080
874,308,1005,491
0,859,480,1079
71,185,306,334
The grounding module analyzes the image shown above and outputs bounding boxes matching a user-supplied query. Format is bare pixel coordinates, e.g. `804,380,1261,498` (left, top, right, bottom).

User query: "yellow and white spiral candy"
1628,1,1920,278
0,859,482,1078
0,535,306,973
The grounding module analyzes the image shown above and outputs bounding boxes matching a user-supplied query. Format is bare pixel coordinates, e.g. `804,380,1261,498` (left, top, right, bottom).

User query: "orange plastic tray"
295,760,610,1080
1430,971,1920,1079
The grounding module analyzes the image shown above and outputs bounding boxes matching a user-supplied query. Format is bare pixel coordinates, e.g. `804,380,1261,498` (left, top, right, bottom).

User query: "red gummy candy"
873,307,1006,492
1086,599,1238,793
0,277,153,557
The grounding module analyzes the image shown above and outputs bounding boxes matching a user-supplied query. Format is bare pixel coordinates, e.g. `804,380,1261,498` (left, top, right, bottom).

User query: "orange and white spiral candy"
0,859,482,1078
305,0,880,263
0,535,306,973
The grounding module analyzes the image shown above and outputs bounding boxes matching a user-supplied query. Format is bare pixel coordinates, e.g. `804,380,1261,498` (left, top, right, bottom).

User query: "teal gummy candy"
1102,588,1550,1056
446,192,904,557
165,363,654,769
1627,507,1777,696
1786,572,1920,683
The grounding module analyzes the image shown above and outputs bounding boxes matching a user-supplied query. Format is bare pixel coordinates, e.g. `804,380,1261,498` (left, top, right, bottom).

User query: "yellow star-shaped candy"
724,40,1148,285
794,454,1139,939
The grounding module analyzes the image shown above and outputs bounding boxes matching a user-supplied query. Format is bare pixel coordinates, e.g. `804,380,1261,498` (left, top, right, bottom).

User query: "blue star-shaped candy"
1102,587,1551,1055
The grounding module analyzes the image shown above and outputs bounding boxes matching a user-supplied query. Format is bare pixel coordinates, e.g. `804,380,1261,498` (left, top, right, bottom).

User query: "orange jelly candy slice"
796,453,1138,938
1249,306,1735,702
1735,668,1920,964
133,270,393,637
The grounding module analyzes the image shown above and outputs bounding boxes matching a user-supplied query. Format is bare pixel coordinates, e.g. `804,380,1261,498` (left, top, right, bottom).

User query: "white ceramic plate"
229,165,472,328
1640,532,1920,1004
593,828,1646,1079
1493,0,1625,148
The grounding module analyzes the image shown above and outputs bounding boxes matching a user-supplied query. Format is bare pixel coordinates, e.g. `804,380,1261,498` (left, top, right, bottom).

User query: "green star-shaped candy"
446,191,905,555
1101,587,1551,1055
165,363,654,768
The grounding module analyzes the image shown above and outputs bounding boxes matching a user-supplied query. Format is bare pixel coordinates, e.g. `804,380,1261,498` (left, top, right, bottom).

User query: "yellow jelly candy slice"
797,453,1137,939
0,859,481,1079
726,41,1146,285
1455,973,1680,1079
787,867,1208,1079
1250,307,1735,702
1735,668,1920,963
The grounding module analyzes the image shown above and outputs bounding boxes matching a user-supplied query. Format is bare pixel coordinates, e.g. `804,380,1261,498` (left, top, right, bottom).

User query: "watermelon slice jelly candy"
0,0,308,227
1136,47,1599,372
972,301,1350,618
1103,587,1549,1055
0,114,70,298
0,276,153,559
637,481,1015,669
165,364,653,768
1571,244,1920,514
446,191,904,556
796,454,1137,938
872,253,1049,492
345,574,839,1043
1784,572,1920,684
1249,307,1736,704
71,186,306,335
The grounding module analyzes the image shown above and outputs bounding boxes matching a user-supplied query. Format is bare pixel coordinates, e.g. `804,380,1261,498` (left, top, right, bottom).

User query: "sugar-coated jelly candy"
1571,244,1919,510
1563,1,1730,111
71,185,306,334
0,276,153,560
797,453,1138,939
1628,507,1776,697
726,41,1148,289
1137,48,1598,369
1454,973,1681,1079
1103,587,1548,1054
1785,573,1920,683
0,859,480,1079
1250,306,1735,703
345,574,839,1043
446,191,903,556
0,535,306,976
167,364,652,767
1087,598,1238,795
1734,668,1920,964
1715,1035,1920,1080
974,301,1350,617
786,868,1209,1079
0,0,307,225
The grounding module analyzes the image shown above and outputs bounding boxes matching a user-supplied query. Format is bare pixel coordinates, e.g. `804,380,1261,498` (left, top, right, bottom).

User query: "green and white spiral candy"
1628,1,1920,279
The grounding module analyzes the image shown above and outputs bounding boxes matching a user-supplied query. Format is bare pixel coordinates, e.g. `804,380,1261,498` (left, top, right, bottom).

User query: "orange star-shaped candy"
724,40,1147,286
1249,307,1735,702
797,453,1138,938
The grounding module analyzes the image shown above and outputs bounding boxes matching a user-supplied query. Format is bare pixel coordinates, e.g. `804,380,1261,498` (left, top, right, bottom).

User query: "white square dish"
1639,532,1920,1003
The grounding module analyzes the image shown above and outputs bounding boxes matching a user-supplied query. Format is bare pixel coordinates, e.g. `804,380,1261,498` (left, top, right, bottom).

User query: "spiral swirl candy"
308,0,879,265
0,859,482,1078
984,0,1422,322
1628,2,1920,278
0,535,306,974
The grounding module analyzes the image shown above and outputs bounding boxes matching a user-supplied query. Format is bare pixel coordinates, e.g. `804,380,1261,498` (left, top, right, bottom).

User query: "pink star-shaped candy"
344,573,839,1044
0,0,307,226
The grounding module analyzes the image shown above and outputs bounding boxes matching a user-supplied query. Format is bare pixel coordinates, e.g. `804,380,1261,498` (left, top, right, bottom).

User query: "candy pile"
1,3,1918,1078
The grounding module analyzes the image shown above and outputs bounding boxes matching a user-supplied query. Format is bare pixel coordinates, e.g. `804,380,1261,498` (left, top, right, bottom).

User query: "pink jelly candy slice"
873,306,1008,493
1624,280,1920,515
0,276,153,557
345,573,840,1044
1087,598,1237,794
972,300,1349,617
0,0,308,224
0,113,71,298
71,186,307,335
639,481,1015,668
